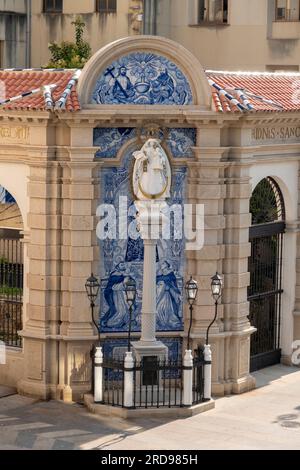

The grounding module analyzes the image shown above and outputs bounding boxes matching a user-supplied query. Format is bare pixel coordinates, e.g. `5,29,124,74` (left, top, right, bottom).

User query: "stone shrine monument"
131,138,171,362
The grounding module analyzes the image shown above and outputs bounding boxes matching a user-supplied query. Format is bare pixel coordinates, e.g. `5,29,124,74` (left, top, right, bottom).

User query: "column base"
18,379,55,401
212,375,256,396
231,374,256,394
131,340,168,361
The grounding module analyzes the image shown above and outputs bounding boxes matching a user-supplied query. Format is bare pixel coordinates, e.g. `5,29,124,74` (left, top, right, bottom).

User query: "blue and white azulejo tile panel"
94,127,197,159
99,145,186,334
0,186,15,204
97,127,196,335
103,337,182,363
92,52,193,105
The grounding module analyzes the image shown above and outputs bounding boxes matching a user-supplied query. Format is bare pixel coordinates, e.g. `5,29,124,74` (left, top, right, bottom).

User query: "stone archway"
248,177,286,372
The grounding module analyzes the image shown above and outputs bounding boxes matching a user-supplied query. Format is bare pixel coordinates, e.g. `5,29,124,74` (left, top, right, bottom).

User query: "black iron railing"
133,358,183,409
0,235,23,348
193,351,205,405
101,354,206,409
103,357,125,407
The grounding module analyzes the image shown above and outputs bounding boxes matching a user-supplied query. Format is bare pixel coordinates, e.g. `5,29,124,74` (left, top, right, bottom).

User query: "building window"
96,0,117,13
275,0,300,21
43,0,63,13
196,0,228,24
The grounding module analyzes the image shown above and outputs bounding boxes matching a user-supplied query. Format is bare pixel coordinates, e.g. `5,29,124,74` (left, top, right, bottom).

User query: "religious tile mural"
0,186,15,204
94,127,197,159
92,52,193,105
97,127,197,335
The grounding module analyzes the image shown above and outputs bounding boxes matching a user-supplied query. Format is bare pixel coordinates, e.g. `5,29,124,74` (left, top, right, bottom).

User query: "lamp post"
85,274,102,400
85,274,101,345
125,277,137,352
185,276,198,351
206,273,223,345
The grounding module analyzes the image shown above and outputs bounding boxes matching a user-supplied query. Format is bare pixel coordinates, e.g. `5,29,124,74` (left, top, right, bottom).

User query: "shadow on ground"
0,394,175,450
253,364,300,389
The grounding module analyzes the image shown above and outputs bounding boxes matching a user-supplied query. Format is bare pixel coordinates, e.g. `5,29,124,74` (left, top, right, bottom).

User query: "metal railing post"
124,352,134,408
183,350,193,407
94,347,103,404
204,344,212,401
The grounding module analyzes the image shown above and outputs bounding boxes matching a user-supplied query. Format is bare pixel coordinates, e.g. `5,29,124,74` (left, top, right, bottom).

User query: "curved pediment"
91,51,193,106
78,36,212,108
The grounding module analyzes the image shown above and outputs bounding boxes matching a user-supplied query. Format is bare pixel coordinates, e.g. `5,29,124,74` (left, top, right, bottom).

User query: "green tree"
45,17,92,69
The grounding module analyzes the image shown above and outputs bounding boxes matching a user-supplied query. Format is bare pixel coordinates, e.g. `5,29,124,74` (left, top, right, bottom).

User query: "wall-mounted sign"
252,126,300,144
0,126,30,144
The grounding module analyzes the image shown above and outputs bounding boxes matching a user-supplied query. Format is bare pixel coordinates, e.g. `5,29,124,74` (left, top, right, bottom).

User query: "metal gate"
0,229,23,348
248,178,285,372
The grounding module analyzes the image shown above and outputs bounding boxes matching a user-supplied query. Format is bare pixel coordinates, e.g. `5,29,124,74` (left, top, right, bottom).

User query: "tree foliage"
45,17,91,69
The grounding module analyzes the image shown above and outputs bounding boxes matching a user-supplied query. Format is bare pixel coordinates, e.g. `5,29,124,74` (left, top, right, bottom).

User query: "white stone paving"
0,365,299,450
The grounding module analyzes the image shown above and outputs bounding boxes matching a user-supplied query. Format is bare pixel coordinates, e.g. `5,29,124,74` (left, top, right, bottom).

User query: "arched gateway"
248,178,286,372
0,36,299,402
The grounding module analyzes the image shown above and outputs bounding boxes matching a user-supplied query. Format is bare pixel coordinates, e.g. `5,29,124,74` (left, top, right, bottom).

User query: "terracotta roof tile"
1,68,300,114
0,70,81,111
206,70,300,113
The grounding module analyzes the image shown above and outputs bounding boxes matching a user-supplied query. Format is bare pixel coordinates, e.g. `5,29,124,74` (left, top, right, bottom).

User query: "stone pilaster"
58,125,99,402
186,126,255,396
186,126,227,394
18,154,62,399
223,149,256,394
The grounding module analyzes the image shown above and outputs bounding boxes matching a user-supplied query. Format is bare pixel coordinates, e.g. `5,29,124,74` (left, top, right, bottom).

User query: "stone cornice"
20,331,99,342
229,143,300,156
57,107,239,127
1,107,300,128
0,110,52,124
241,113,300,126
192,146,230,157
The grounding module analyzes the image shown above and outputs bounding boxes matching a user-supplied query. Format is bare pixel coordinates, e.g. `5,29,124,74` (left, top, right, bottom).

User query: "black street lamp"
85,273,101,345
185,276,198,351
206,273,223,345
125,277,137,352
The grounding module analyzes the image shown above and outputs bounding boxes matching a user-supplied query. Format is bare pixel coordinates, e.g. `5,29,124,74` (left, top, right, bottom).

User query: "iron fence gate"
0,230,23,348
101,353,207,409
248,176,286,372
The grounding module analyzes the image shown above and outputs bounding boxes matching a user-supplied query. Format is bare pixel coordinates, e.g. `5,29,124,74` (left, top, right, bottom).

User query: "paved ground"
0,364,300,450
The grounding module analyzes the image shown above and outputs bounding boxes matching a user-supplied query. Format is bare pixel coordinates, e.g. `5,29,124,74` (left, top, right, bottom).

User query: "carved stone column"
131,201,167,360
140,237,158,343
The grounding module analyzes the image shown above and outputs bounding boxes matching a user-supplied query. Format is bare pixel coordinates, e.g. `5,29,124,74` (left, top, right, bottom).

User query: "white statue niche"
133,138,171,201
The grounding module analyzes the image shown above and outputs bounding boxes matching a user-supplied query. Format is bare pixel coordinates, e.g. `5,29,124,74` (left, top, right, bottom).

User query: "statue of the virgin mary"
133,139,171,201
